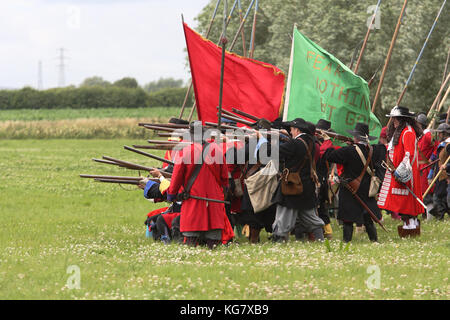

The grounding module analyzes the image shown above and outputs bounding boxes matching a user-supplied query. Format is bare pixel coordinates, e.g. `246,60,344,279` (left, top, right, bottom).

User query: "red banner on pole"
183,22,285,123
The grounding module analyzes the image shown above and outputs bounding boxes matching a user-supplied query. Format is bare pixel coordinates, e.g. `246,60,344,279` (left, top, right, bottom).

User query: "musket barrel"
94,178,141,185
231,108,260,121
80,174,143,181
123,145,175,166
102,156,154,172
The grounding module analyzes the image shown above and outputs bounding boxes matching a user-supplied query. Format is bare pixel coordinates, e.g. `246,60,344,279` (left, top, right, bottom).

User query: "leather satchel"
347,144,373,195
280,137,316,196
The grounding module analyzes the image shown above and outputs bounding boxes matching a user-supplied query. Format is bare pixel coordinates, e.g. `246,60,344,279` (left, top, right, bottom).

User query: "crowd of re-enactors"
138,106,450,249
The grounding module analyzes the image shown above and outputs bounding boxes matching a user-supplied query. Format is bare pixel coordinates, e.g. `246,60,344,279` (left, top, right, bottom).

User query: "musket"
138,123,189,129
94,178,141,185
423,155,450,198
132,144,178,151
316,129,354,144
143,124,188,133
102,155,153,171
176,192,230,205
157,132,184,137
419,159,439,172
147,139,188,145
220,113,255,126
123,145,175,166
80,174,147,181
92,158,123,166
231,107,260,121
340,180,388,232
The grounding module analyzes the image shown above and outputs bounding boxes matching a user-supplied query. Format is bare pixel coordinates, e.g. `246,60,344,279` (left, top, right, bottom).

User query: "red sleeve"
319,140,334,157
168,146,190,195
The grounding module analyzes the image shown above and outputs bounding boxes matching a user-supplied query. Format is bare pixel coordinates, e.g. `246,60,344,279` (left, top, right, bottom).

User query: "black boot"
206,239,221,250
365,223,378,242
343,223,353,243
249,228,261,244
185,236,199,247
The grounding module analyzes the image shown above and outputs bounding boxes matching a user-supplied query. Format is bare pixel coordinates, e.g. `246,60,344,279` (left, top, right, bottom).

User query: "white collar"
294,133,305,139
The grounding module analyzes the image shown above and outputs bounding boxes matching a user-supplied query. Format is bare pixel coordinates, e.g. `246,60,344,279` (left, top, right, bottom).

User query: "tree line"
0,76,192,110
195,0,449,124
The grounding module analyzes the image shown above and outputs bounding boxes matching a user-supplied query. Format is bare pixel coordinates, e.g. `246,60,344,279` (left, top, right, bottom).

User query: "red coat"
417,130,438,193
377,126,424,216
168,141,230,233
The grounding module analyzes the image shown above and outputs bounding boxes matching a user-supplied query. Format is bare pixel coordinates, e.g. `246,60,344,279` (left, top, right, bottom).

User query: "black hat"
432,123,450,134
271,117,284,129
220,117,237,126
386,106,415,118
347,122,377,141
438,113,448,124
169,117,189,125
251,118,272,130
416,113,428,127
305,121,316,136
316,119,331,131
283,118,309,132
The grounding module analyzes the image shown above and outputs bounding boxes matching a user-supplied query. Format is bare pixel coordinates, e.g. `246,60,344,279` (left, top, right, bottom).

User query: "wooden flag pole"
248,0,258,59
438,47,450,109
237,0,247,57
371,0,408,113
178,2,221,119
217,0,228,132
187,0,256,122
353,0,382,74
396,0,447,106
426,73,450,129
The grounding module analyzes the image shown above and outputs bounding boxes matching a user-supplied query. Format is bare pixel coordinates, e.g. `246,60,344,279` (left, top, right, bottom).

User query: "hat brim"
347,129,377,141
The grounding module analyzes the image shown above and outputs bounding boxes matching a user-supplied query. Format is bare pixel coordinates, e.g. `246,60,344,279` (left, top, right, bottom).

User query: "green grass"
0,139,449,300
0,107,181,121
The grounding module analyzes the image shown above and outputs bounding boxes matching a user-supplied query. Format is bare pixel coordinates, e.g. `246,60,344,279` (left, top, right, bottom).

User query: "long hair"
386,117,423,146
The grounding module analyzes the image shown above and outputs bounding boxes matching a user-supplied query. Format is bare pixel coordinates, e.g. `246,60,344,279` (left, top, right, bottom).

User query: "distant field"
0,139,449,300
0,107,197,139
0,107,182,121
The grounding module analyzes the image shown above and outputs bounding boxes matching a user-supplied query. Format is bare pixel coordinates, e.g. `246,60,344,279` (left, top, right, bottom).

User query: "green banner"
283,26,382,141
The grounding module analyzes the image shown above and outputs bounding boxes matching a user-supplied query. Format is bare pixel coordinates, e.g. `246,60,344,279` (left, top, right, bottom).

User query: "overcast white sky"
0,0,210,89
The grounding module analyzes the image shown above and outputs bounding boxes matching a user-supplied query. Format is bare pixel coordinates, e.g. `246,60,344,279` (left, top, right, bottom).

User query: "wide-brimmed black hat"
316,119,331,131
220,117,237,126
169,117,189,125
416,113,428,127
438,113,448,124
283,118,309,132
250,118,272,130
386,106,415,118
347,122,377,141
432,123,450,134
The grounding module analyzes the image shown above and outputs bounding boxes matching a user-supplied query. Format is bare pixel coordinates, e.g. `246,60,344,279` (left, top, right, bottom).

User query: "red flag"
183,23,286,123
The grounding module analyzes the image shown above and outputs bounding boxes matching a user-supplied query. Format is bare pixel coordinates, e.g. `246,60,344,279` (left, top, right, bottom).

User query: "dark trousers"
343,212,377,242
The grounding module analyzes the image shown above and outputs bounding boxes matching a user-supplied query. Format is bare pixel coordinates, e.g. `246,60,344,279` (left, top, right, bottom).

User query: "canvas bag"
244,160,279,213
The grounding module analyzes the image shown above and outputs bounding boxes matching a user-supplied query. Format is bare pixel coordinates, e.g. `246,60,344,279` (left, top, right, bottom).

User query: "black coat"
272,133,317,210
324,143,385,224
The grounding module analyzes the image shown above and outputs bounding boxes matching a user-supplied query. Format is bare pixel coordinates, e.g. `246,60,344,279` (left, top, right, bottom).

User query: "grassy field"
0,107,198,139
0,107,180,121
0,139,449,300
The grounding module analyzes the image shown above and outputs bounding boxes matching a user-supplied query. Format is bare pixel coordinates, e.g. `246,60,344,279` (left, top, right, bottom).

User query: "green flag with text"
283,26,381,141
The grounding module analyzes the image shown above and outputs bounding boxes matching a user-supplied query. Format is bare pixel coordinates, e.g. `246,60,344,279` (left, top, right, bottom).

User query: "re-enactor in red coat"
167,124,231,248
377,106,424,234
